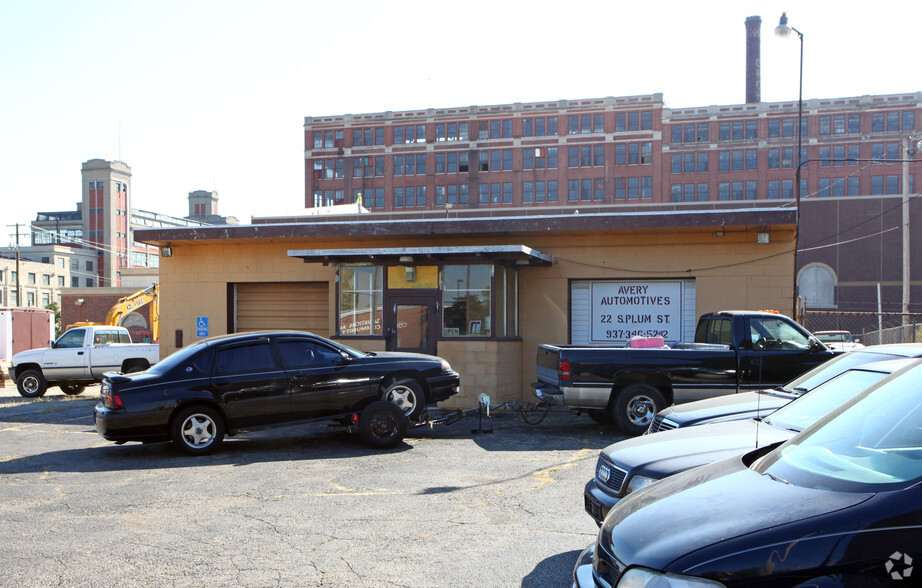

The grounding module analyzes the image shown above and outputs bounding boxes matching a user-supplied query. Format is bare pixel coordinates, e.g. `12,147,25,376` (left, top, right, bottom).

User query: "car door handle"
77,351,84,355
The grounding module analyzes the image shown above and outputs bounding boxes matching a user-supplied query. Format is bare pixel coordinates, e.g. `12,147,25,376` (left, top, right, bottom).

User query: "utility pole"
903,134,921,326
15,223,22,307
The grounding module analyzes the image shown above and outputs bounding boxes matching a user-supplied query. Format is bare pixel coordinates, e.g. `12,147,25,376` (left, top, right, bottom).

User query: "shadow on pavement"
522,549,582,587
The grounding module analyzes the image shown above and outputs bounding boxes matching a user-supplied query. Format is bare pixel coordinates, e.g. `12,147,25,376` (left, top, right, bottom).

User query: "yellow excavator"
67,283,160,342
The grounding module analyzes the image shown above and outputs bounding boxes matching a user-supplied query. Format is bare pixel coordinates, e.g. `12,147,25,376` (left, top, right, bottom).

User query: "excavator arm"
104,283,159,342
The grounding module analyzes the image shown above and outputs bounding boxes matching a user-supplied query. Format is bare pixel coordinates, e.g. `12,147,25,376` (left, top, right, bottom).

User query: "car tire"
16,370,48,398
382,377,426,421
59,384,86,396
612,383,665,436
358,400,408,449
171,405,225,456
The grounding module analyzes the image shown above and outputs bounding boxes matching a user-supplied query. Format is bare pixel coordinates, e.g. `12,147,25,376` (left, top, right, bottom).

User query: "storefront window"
442,265,492,337
338,266,383,335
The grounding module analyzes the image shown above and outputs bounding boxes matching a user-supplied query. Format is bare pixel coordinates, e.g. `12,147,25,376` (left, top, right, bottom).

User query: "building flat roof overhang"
287,244,554,266
134,203,796,247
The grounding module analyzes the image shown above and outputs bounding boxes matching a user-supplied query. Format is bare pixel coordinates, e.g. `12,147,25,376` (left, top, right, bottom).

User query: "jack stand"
471,393,493,434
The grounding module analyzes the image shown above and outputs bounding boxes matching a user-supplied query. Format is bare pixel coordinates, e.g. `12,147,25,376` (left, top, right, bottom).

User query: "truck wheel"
358,400,409,449
59,384,86,396
612,384,664,436
171,406,225,456
382,377,426,421
16,370,48,398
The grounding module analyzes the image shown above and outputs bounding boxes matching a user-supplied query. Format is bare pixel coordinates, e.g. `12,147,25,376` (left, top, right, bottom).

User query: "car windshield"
145,340,210,375
817,332,848,343
780,350,902,393
764,368,892,432
755,361,922,493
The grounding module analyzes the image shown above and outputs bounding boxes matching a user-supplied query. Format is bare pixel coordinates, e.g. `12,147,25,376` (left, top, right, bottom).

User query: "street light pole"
776,12,804,319
903,133,921,326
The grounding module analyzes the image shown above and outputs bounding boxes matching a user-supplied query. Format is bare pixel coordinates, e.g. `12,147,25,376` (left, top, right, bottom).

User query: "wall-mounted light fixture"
75,298,84,306
160,245,173,257
398,255,413,265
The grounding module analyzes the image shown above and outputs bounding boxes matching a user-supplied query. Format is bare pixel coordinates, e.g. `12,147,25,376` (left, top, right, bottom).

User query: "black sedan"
94,331,460,455
574,357,922,587
647,343,922,433
583,358,913,525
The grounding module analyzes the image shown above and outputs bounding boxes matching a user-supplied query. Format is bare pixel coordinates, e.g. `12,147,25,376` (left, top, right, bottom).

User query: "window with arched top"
798,263,837,308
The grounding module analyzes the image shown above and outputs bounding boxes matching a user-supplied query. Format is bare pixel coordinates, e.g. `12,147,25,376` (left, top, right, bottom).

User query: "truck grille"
648,415,678,433
596,454,628,495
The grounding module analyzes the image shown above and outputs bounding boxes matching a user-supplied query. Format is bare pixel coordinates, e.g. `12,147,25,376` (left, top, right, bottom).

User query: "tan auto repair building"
136,202,794,409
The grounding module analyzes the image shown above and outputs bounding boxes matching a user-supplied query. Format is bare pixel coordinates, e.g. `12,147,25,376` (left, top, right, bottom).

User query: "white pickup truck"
9,325,160,398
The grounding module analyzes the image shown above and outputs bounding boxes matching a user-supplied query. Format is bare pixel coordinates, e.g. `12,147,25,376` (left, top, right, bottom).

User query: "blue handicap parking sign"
196,316,209,338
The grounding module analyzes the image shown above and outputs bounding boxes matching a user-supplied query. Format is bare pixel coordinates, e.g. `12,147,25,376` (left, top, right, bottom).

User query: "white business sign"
590,281,683,343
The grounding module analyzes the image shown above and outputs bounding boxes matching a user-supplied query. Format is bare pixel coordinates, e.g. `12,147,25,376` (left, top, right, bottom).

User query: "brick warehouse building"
303,91,922,321
133,91,920,409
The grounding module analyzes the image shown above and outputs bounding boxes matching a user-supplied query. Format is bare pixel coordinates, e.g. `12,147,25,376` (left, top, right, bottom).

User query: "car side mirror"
808,336,825,352
339,352,353,363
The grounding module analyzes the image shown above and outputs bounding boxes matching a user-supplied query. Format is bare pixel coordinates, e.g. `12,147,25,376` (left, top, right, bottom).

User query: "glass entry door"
386,292,439,356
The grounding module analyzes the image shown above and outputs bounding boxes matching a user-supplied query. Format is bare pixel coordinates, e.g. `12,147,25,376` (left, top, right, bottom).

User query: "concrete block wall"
437,339,523,408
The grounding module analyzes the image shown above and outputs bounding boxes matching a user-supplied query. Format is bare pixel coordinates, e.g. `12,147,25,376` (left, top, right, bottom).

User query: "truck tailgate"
536,344,561,386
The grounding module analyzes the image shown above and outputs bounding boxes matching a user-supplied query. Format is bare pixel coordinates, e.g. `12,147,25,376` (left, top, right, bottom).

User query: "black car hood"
661,390,796,426
362,351,443,363
602,419,792,479
601,456,874,574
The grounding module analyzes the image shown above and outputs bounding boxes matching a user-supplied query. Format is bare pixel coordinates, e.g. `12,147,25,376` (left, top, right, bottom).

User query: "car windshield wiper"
764,471,791,485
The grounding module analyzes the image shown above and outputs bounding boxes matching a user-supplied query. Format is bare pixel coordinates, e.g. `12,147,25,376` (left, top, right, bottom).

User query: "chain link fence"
803,311,922,345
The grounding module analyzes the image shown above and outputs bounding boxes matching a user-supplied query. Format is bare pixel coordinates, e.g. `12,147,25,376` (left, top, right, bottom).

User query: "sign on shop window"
589,281,684,343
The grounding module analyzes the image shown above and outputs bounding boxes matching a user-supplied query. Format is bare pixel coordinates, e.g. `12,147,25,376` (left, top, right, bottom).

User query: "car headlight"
441,359,453,372
625,475,659,495
618,567,725,587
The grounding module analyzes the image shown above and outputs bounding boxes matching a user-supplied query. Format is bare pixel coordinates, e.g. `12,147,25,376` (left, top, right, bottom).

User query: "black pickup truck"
532,310,836,435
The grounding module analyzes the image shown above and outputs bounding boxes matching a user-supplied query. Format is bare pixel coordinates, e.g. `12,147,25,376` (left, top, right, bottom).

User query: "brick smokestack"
745,16,761,103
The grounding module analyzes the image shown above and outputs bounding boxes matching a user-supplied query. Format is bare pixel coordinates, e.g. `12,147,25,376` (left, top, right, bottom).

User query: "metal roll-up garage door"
235,282,329,336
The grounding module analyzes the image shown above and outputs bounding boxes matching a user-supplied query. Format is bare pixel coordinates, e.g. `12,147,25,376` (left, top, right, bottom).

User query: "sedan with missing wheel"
94,331,460,455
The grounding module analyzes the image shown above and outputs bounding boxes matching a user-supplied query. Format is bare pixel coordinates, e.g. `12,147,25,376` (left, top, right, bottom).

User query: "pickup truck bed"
533,310,836,434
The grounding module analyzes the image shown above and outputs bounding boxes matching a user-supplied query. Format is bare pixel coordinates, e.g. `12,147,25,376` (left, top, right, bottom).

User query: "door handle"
77,351,84,355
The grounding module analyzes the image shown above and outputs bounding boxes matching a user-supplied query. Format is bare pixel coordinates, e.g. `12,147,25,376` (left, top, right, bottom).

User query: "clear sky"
1,0,919,243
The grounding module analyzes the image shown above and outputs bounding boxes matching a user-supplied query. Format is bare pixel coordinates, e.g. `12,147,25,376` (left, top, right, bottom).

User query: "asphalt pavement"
0,388,626,587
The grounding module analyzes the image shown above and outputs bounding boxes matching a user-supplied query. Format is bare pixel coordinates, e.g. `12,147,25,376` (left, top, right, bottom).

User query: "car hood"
601,456,874,574
11,347,46,365
661,390,796,427
366,351,439,361
603,419,793,478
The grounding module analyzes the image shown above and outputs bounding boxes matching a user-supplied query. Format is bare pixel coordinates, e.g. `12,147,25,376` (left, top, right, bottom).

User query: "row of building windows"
311,110,657,149
670,175,915,202
0,269,74,287
317,110,918,151
669,142,910,175
314,144,656,181
0,289,62,308
669,111,915,144
319,169,915,211
315,176,656,209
